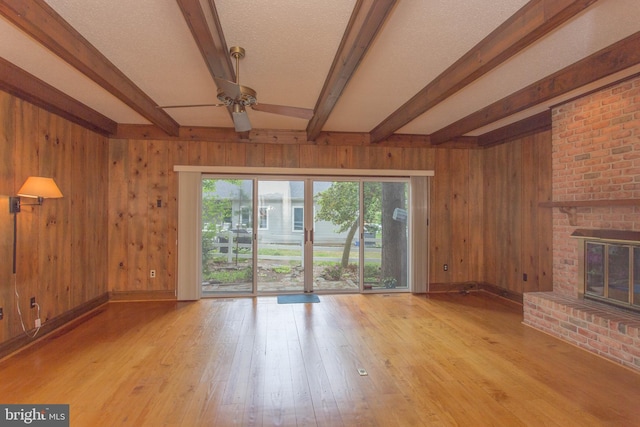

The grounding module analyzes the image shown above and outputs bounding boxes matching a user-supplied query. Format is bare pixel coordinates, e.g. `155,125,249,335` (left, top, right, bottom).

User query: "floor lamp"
9,177,63,274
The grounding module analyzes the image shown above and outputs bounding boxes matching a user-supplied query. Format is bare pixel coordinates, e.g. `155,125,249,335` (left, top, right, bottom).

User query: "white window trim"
258,206,269,230
292,206,304,232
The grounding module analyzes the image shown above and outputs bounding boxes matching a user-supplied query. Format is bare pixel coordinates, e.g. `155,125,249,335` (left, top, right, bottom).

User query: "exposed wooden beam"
431,31,640,145
477,110,551,147
369,0,599,143
176,0,235,82
0,58,117,136
0,0,180,136
306,0,397,141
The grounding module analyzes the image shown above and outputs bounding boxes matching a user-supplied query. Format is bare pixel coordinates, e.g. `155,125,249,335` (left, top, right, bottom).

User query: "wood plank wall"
106,132,552,299
0,87,552,348
481,130,553,296
0,91,109,346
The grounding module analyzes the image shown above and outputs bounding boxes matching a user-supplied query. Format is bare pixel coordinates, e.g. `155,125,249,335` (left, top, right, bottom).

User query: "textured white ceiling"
2,0,639,137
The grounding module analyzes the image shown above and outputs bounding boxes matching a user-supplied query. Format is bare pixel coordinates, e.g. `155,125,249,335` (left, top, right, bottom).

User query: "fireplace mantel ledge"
538,199,640,225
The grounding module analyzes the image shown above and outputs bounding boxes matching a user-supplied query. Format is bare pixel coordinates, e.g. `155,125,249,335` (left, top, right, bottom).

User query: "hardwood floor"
0,292,638,426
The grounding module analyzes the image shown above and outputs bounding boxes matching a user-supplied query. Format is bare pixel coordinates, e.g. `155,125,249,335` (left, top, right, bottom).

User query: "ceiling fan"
159,46,314,132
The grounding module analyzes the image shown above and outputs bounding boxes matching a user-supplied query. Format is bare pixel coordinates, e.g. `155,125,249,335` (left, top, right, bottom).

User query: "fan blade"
214,77,241,99
252,103,313,120
157,103,226,108
232,109,251,132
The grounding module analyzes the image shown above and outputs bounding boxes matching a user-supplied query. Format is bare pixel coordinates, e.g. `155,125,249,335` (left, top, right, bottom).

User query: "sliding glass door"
362,180,409,291
201,178,254,295
256,179,306,293
312,180,360,292
200,176,411,296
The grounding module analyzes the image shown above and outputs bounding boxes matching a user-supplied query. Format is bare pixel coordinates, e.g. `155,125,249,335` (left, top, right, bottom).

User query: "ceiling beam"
0,0,180,136
477,110,551,147
369,0,599,143
430,31,640,145
176,0,235,82
0,58,117,136
306,0,397,141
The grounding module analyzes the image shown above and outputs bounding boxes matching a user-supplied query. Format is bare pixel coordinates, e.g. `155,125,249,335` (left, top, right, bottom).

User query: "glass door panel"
201,178,254,295
312,181,360,292
363,181,409,291
257,180,305,293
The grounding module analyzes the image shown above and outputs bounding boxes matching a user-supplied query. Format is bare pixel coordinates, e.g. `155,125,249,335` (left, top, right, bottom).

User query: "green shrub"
321,264,343,281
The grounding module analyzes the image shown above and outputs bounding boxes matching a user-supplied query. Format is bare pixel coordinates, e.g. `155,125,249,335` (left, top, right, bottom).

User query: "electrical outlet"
30,297,36,308
443,264,448,271
523,273,528,281
0,307,3,320
150,270,156,278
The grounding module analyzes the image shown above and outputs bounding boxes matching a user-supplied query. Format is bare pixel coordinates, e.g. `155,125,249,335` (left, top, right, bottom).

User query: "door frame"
175,166,433,300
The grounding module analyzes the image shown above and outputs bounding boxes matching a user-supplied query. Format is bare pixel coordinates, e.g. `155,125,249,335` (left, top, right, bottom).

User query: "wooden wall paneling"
71,127,89,306
264,144,284,167
336,145,352,169
127,139,149,290
468,149,484,281
482,146,499,286
166,140,189,295
245,143,265,167
86,129,109,298
368,146,404,170
521,135,538,293
402,146,434,171
501,142,523,293
38,113,73,321
341,145,370,169
535,130,553,291
0,91,15,342
300,145,336,168
205,141,225,166
13,99,38,333
450,150,470,283
108,139,129,292
187,140,205,166
147,140,170,291
430,149,452,285
281,144,300,168
368,146,386,170
225,142,246,166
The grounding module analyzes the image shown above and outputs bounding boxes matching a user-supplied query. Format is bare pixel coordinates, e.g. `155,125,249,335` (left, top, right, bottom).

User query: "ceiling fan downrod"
229,46,245,85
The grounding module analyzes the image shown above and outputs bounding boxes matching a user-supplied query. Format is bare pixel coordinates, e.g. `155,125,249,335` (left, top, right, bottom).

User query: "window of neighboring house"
258,206,269,230
239,206,251,228
293,206,303,232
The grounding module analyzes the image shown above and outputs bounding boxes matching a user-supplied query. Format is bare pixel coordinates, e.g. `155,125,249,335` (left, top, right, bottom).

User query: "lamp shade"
17,177,63,199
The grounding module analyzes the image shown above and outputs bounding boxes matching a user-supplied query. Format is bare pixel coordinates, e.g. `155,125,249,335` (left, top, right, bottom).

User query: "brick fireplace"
523,75,640,372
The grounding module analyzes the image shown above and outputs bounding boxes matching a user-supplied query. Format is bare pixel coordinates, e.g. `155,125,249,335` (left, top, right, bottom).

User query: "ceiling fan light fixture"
232,104,251,132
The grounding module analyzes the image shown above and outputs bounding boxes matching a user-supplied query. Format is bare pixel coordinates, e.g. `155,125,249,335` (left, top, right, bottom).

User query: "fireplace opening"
573,229,640,313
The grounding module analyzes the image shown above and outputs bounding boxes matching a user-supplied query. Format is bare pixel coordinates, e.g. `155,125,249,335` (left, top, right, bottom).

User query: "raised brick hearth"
523,76,640,372
524,292,640,370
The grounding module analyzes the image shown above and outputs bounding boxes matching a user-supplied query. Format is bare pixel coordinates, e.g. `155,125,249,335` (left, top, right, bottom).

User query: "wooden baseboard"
109,290,176,301
427,282,524,305
0,293,109,361
428,282,479,294
477,283,524,305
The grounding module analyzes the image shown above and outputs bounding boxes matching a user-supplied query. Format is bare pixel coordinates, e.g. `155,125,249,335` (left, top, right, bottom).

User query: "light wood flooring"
0,292,639,426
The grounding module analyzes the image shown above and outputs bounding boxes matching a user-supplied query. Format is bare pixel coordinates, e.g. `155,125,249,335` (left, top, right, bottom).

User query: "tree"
314,181,407,286
315,182,370,267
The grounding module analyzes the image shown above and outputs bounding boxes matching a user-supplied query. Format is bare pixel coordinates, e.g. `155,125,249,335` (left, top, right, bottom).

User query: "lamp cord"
12,210,17,275
13,274,41,339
